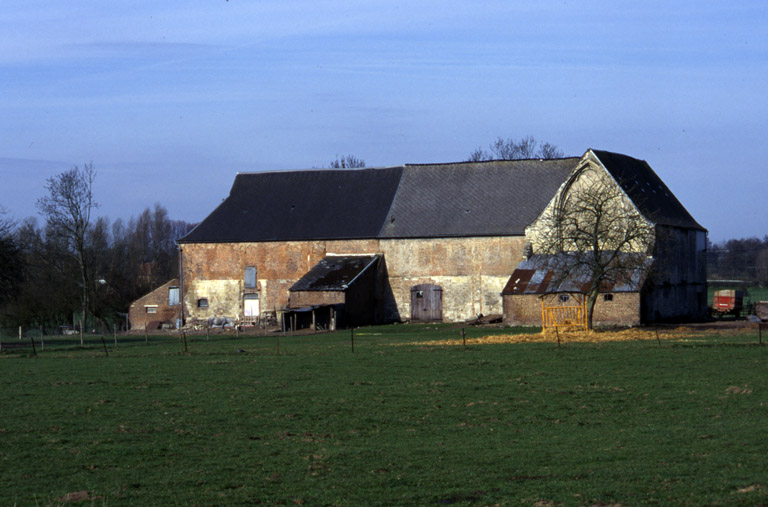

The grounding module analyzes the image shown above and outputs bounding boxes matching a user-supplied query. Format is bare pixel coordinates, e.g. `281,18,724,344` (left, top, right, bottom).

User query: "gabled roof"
179,167,403,243
501,254,651,295
290,255,379,292
179,158,580,243
379,158,578,237
178,150,703,244
591,149,705,231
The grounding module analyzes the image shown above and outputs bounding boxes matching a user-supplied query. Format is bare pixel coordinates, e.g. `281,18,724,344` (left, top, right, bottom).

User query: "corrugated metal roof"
501,253,651,295
290,255,379,292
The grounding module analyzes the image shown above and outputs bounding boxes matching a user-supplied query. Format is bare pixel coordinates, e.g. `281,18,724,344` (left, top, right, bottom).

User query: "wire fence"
0,322,292,354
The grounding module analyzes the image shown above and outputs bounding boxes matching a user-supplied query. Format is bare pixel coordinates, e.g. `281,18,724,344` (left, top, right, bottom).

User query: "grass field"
1,324,768,505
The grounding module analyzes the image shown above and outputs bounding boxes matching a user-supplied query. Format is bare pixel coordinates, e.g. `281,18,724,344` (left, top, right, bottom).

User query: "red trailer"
712,289,744,317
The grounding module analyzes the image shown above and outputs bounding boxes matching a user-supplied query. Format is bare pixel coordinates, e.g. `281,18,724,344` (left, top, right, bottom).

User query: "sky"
1,1,766,243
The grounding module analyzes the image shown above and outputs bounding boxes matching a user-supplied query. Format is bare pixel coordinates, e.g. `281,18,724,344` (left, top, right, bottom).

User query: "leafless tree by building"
36,164,98,339
531,167,654,329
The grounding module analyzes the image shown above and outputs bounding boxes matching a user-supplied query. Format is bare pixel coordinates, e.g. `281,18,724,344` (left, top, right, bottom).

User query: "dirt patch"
410,322,756,346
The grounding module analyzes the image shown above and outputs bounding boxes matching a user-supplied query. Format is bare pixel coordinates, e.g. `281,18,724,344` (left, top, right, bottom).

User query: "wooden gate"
541,295,587,331
411,284,443,322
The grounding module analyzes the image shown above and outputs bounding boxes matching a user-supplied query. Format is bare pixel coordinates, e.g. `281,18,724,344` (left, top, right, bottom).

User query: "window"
559,294,570,303
415,291,424,298
603,294,614,302
245,266,257,289
197,298,209,308
168,286,179,306
145,305,158,314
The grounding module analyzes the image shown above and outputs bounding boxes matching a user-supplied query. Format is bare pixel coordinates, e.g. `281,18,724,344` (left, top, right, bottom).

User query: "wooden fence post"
462,328,466,346
144,323,148,345
39,326,44,351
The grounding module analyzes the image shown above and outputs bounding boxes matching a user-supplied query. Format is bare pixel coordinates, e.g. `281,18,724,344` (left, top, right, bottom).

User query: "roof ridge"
405,156,580,168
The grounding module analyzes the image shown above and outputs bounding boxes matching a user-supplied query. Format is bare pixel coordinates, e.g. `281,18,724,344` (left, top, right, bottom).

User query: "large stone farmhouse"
177,149,706,328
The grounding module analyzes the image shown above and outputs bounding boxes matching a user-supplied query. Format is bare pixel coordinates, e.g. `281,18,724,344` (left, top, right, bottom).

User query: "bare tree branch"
531,165,654,329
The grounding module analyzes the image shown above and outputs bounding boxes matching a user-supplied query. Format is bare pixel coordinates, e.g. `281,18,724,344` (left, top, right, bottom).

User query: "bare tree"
36,164,98,338
531,166,654,329
468,136,564,161
329,154,366,169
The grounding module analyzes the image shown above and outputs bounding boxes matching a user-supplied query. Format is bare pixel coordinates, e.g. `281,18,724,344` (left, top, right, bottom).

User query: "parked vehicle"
711,289,744,317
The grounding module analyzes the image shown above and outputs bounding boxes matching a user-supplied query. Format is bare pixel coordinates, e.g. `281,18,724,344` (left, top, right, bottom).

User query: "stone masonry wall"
181,235,525,324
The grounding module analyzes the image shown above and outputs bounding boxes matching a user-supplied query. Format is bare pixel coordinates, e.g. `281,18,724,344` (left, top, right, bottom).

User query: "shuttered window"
168,287,179,306
245,266,257,288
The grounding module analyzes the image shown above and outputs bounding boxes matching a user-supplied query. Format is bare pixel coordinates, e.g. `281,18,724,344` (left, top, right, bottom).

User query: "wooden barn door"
411,284,443,322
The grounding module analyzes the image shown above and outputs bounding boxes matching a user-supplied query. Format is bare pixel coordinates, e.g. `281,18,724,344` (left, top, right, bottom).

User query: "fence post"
114,324,117,347
462,328,466,346
40,326,44,351
19,325,22,341
144,323,148,345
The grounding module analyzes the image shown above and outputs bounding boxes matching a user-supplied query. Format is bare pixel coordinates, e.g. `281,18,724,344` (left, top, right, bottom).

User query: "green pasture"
1,325,768,505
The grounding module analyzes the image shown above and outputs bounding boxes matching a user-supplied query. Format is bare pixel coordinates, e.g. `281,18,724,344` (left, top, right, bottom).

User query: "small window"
245,266,257,289
197,298,209,308
416,291,424,299
168,287,179,306
559,294,570,303
145,306,158,314
603,294,614,302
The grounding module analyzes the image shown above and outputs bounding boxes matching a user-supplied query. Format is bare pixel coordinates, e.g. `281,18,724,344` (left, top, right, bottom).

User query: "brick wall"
128,279,180,330
503,292,641,327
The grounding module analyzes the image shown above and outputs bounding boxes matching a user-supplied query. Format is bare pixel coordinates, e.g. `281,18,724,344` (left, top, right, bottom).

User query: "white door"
244,295,260,321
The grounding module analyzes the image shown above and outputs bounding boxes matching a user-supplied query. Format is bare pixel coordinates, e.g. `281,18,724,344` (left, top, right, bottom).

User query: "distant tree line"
0,165,193,331
708,237,768,285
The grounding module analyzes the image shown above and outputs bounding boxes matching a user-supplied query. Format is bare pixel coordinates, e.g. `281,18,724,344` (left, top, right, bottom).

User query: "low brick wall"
503,292,641,327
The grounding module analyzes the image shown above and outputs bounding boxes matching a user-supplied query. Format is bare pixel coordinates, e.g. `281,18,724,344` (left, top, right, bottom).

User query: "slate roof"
501,253,652,295
290,255,379,292
179,167,403,243
592,150,705,231
379,158,578,237
178,149,703,243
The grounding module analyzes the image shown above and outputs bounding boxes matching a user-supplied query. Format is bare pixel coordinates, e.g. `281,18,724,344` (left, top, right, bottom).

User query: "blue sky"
1,1,766,243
